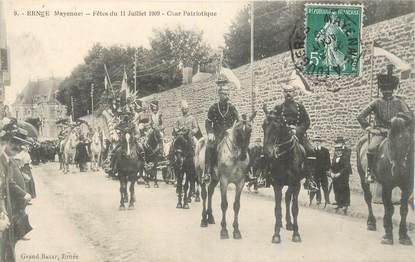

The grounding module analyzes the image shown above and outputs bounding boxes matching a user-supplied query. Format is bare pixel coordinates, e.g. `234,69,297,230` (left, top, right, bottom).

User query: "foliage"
57,27,213,118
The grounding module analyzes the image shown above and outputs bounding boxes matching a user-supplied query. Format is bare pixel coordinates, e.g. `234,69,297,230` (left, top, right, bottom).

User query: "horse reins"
273,135,297,159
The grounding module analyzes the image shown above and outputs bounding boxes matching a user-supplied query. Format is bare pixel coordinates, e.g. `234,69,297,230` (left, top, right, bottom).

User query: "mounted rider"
271,83,314,156
172,100,201,158
149,100,164,156
204,75,239,182
357,64,413,182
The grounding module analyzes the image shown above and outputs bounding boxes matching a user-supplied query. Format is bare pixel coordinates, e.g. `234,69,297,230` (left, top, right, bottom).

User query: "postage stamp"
304,4,363,76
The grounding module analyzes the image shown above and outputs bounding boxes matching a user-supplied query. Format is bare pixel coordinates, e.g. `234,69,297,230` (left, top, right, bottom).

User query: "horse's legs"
272,184,283,244
285,187,294,231
219,179,229,239
207,179,218,224
381,185,394,245
183,171,190,209
232,180,244,239
200,181,208,227
195,178,201,202
398,185,413,245
176,170,183,209
360,176,376,230
153,164,159,188
291,183,302,242
144,168,150,188
119,176,127,209
128,175,136,208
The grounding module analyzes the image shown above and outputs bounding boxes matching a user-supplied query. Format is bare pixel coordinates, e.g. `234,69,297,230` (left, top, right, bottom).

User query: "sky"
3,0,247,104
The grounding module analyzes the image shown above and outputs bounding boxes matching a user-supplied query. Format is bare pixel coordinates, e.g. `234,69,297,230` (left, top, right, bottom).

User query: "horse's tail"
356,136,368,178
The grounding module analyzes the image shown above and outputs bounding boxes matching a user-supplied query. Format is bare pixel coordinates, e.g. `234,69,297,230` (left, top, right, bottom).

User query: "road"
16,163,414,262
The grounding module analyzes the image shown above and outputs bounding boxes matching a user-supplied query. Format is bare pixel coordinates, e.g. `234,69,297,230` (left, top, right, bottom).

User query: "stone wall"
140,14,415,191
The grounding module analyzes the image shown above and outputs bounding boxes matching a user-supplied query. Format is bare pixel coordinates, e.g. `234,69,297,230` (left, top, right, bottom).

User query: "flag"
288,70,312,95
373,46,411,78
121,67,130,98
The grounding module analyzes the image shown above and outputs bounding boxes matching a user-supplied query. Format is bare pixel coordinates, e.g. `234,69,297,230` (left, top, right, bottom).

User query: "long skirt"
333,174,350,207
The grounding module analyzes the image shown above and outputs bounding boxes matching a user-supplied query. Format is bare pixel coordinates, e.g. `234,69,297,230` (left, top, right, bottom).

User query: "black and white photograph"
0,0,414,261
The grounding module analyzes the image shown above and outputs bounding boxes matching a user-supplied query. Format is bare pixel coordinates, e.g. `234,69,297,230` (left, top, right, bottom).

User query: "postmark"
304,4,363,76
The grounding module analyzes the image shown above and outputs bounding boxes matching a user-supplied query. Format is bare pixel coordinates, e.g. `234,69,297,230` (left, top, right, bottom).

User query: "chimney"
182,67,193,85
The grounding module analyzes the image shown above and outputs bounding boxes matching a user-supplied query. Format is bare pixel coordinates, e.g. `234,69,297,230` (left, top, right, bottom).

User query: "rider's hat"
180,100,189,109
378,64,399,91
216,68,240,90
334,136,345,147
281,83,295,92
150,100,159,108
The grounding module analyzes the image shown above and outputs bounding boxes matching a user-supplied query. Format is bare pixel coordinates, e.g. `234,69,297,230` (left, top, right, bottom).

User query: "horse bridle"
273,135,297,159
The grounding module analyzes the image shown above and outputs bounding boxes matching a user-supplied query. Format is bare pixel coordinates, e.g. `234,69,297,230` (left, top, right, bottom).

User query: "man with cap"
310,135,331,206
330,136,352,213
172,100,200,157
0,118,33,262
272,83,313,155
204,76,239,181
357,64,413,182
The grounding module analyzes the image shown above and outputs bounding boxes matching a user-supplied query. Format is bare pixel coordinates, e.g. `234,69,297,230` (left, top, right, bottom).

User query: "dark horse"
113,131,145,210
263,113,306,243
195,115,253,239
357,116,413,245
171,130,195,209
143,127,163,188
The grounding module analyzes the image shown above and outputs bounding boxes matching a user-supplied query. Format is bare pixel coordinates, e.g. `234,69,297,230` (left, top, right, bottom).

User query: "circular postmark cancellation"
304,4,363,77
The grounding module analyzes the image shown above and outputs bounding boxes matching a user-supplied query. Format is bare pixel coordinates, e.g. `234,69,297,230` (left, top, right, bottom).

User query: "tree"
149,25,212,89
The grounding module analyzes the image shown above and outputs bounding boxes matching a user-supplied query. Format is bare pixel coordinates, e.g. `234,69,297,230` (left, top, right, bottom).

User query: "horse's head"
262,111,291,158
172,134,189,169
232,114,253,160
389,116,411,161
120,131,136,158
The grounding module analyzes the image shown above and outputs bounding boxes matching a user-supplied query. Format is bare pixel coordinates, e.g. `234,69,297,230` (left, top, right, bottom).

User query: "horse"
195,115,253,239
357,116,413,245
171,130,196,209
263,113,306,244
62,130,79,174
112,130,145,210
143,127,163,188
90,131,102,171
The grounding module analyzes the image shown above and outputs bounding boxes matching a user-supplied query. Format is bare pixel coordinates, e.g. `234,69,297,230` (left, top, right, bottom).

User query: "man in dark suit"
0,118,33,262
330,136,352,214
310,135,331,206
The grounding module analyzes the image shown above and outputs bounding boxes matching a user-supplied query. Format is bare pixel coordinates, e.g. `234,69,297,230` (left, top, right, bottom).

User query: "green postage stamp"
304,4,363,76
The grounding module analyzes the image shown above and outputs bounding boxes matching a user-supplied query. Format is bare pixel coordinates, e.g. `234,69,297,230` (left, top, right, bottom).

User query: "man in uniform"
204,77,239,182
357,64,413,182
272,83,314,155
172,100,200,156
0,119,33,262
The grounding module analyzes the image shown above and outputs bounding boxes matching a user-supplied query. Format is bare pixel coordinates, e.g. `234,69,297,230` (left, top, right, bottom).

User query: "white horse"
63,131,78,174
90,131,102,171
